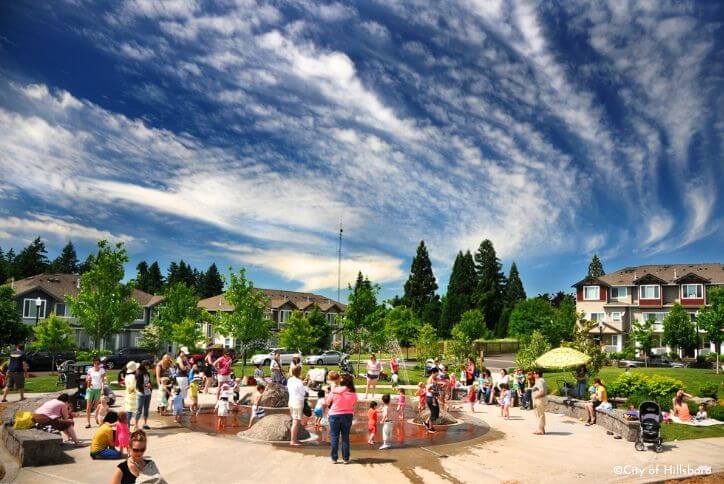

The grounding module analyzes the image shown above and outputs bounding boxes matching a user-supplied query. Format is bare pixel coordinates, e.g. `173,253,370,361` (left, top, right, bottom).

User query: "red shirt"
390,358,399,373
367,408,378,426
466,363,475,380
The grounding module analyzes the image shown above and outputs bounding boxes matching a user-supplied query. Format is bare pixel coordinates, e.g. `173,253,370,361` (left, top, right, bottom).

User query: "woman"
575,365,588,399
155,354,172,393
325,372,358,464
288,355,302,378
424,367,440,433
134,361,152,430
364,354,382,399
465,357,476,387
270,351,284,384
672,389,694,421
202,349,216,393
476,369,492,404
110,429,166,484
124,362,138,427
32,393,82,445
214,349,233,400
584,378,610,426
175,347,191,399
491,368,509,404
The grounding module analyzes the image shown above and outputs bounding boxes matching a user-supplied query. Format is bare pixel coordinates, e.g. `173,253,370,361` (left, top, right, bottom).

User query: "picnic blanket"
671,416,723,426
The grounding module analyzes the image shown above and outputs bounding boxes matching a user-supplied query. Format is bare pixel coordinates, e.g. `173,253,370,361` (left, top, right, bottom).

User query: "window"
279,310,292,324
583,286,600,300
224,337,231,348
611,312,622,322
23,298,47,319
135,308,145,321
611,287,628,299
588,312,605,322
681,284,703,299
55,303,67,317
206,323,213,338
639,285,660,299
326,312,337,324
642,312,666,323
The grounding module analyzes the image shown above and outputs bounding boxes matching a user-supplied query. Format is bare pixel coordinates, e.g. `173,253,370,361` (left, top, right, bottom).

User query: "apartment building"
573,263,723,355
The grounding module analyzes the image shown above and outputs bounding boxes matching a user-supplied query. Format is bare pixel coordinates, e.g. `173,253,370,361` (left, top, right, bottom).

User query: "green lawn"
661,423,724,441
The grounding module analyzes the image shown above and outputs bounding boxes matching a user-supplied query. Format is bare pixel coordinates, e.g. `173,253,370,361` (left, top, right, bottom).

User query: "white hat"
126,361,139,372
180,346,189,355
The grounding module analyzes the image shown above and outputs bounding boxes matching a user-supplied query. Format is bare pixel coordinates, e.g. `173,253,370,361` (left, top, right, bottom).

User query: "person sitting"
695,404,708,421
32,393,82,445
584,378,609,426
91,411,123,459
110,429,165,484
672,389,694,421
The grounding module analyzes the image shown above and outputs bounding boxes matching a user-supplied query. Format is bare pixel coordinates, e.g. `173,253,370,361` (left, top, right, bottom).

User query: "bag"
136,459,168,484
13,411,34,430
303,398,312,418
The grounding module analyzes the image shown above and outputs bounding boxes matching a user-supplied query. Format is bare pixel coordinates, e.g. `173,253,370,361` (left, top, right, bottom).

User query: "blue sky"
0,0,722,302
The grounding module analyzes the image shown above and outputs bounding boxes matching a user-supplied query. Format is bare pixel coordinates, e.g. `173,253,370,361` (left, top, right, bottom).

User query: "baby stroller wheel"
655,444,663,453
635,440,645,451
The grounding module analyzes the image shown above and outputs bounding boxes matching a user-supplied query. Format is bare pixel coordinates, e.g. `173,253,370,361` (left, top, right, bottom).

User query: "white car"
250,348,301,366
304,350,348,365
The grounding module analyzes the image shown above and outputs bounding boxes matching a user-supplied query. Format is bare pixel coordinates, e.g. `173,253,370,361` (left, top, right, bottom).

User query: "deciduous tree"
662,303,696,355
698,287,724,373
279,311,318,354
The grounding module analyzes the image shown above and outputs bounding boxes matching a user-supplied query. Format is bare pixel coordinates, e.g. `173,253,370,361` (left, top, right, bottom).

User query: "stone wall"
545,395,640,442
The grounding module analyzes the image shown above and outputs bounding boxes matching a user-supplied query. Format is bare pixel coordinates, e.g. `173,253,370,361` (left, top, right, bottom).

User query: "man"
2,343,28,402
531,368,547,435
85,357,107,429
286,365,307,446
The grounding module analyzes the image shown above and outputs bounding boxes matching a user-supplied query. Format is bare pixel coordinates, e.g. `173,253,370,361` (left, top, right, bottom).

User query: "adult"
135,361,152,430
389,355,400,384
32,393,81,445
465,357,476,387
2,343,28,402
326,372,358,464
213,349,233,400
86,357,107,428
91,411,122,459
364,354,382,399
110,429,166,484
175,347,191,399
584,378,609,426
202,349,216,393
424,368,440,433
286,365,307,446
491,368,509,404
477,369,492,404
672,389,694,421
288,355,302,378
155,354,172,393
124,361,139,427
270,351,284,384
575,365,588,399
531,369,547,435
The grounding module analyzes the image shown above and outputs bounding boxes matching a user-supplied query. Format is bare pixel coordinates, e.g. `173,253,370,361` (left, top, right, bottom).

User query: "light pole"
34,297,43,324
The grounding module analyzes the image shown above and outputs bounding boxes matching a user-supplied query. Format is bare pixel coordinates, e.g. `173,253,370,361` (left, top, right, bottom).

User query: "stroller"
339,357,354,376
635,401,663,453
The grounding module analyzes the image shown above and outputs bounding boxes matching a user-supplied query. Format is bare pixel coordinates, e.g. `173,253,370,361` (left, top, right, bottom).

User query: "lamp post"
34,297,43,324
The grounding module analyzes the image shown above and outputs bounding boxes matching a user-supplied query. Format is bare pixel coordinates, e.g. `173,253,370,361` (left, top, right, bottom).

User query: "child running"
171,387,184,423
499,383,511,420
416,382,426,412
379,394,394,450
367,401,378,445
248,383,266,428
313,389,325,426
95,395,110,425
215,395,230,429
396,388,407,420
115,411,131,457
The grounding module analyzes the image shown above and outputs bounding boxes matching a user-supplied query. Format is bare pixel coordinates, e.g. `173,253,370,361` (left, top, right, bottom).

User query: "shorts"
218,374,231,383
204,367,214,377
86,388,102,404
314,408,323,418
367,374,379,380
367,424,377,433
289,404,304,420
32,414,73,431
466,378,474,386
217,408,229,417
592,400,601,409
6,372,25,390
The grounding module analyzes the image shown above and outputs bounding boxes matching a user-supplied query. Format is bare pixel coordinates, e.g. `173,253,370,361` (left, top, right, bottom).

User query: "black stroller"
635,401,663,453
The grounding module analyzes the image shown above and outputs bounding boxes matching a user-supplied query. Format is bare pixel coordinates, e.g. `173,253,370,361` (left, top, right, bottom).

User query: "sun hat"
126,361,139,372
180,346,190,355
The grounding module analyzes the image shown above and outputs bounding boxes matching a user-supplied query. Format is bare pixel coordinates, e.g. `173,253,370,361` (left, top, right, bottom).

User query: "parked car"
25,350,76,371
250,348,300,366
100,347,154,369
304,350,348,365
617,356,686,368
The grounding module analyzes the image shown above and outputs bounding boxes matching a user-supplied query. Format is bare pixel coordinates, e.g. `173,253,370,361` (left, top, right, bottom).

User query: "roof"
198,288,346,312
576,263,724,287
572,276,611,288
8,273,163,307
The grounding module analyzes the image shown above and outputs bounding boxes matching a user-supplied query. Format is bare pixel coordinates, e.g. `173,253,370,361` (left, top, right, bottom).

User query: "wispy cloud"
0,214,134,244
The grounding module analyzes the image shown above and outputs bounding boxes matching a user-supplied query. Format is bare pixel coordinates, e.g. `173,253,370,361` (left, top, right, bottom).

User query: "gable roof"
8,273,163,307
572,276,611,288
588,263,724,286
198,288,346,312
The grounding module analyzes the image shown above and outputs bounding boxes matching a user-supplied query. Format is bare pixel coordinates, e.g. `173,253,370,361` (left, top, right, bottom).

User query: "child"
171,387,184,423
468,382,478,412
499,383,511,419
248,383,266,428
313,389,325,426
396,388,407,420
514,368,526,403
189,377,200,421
115,411,131,457
367,401,378,445
95,395,110,425
158,378,172,416
253,364,265,383
416,382,426,412
695,404,708,421
379,393,394,450
232,378,242,404
215,395,230,429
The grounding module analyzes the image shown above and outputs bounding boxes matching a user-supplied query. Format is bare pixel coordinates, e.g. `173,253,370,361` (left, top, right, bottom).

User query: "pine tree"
2,248,16,281
473,239,506,332
402,241,439,325
0,247,8,283
146,262,165,295
353,271,371,294
135,261,150,292
167,261,180,287
440,251,477,337
50,241,79,273
78,253,95,274
198,263,223,298
497,262,526,337
14,237,49,278
587,254,605,278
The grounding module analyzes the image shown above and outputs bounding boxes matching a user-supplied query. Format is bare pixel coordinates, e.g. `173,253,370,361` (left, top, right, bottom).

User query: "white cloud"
0,214,134,243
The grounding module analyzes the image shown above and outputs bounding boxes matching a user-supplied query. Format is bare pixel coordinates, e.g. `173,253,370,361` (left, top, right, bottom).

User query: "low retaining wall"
545,395,640,442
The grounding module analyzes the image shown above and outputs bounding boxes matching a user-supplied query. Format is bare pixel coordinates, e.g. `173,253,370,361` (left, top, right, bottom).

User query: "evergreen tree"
0,247,8,283
14,237,49,277
353,271,371,293
473,239,506,331
78,253,95,274
2,248,16,282
550,291,573,308
0,285,31,346
135,261,150,292
497,262,526,337
587,254,605,278
50,241,79,273
402,241,440,327
198,263,224,298
146,262,165,294
167,261,180,286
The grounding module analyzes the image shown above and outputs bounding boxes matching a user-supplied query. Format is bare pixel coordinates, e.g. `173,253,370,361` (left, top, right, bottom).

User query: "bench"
545,395,640,442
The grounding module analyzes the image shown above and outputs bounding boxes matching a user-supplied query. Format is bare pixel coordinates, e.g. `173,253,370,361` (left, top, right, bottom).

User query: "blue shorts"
314,408,323,418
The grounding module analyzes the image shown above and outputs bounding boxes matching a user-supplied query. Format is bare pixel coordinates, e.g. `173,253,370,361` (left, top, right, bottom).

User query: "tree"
662,303,697,355
66,240,140,350
341,274,383,373
135,261,150,292
0,247,12,283
402,241,440,326
550,291,573,308
50,241,79,273
631,318,655,366
440,251,477,337
473,239,506,332
564,317,606,377
14,237,49,278
138,324,163,356
415,323,440,361
498,262,526,337
170,317,203,350
78,253,95,274
0,285,30,347
698,287,724,373
507,298,555,343
31,314,75,370
215,268,273,376
198,263,224,298
154,283,206,345
383,305,421,358
448,324,476,363
279,311,318,355
587,254,605,278
167,260,196,289
514,330,551,371
457,309,491,341
146,262,165,294
550,296,577,346
307,307,331,351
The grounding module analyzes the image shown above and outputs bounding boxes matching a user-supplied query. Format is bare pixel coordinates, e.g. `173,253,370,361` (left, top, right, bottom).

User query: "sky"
0,0,722,303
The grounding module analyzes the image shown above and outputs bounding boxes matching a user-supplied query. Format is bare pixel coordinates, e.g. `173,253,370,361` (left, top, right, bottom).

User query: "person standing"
155,354,172,393
85,357,107,428
2,343,28,402
124,361,139,428
286,365,307,446
364,354,382,399
532,369,547,435
202,349,215,393
135,361,153,430
424,368,440,433
389,355,400,388
270,351,284,384
213,349,233,400
175,347,191,399
326,373,358,464
575,365,588,399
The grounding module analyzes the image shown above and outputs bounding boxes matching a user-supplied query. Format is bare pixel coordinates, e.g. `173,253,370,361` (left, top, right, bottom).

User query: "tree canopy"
662,303,697,354
278,311,318,354
402,241,440,326
440,250,476,337
0,285,30,347
587,254,605,278
698,287,724,373
50,241,79,273
473,239,506,332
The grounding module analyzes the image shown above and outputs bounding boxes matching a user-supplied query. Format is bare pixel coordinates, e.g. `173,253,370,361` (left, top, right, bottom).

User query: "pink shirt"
326,386,358,415
35,399,66,420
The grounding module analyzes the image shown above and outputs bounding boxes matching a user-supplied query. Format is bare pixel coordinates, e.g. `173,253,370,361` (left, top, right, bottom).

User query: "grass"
232,362,427,386
661,423,724,441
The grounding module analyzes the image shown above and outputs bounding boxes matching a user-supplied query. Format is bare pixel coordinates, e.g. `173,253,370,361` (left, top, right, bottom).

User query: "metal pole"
337,221,343,303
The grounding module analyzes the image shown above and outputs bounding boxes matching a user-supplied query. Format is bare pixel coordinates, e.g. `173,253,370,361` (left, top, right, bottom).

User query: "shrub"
689,355,712,369
627,393,673,412
705,352,718,363
708,406,724,421
76,349,112,361
608,373,682,400
698,383,720,400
